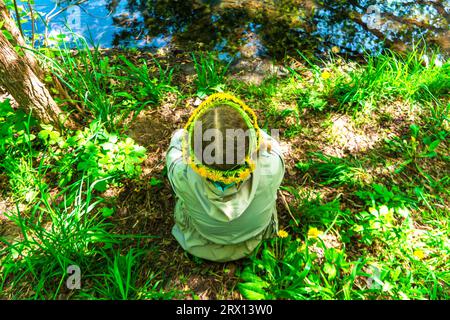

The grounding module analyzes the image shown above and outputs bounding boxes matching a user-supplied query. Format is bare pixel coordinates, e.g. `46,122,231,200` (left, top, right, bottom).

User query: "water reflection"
18,0,450,57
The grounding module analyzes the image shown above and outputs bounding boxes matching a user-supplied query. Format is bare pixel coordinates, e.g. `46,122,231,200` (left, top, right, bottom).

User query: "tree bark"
0,0,76,130
0,0,43,79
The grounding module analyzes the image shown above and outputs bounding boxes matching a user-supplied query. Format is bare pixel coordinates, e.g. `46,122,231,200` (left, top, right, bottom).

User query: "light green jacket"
167,129,285,262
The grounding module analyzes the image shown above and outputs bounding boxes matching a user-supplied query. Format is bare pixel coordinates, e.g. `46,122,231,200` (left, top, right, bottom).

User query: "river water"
15,0,450,58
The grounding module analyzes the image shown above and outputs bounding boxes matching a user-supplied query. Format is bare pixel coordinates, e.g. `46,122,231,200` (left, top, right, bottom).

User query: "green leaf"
238,283,266,300
115,92,135,99
240,267,266,284
2,29,13,41
101,207,115,218
77,161,90,171
427,140,440,152
410,124,419,138
134,145,147,156
94,180,108,192
101,142,115,151
323,262,337,280
422,151,437,158
295,162,310,171
109,135,118,144
378,205,389,215
124,162,135,174
0,99,13,116
149,177,163,187
48,131,61,145
38,125,60,144
38,130,50,141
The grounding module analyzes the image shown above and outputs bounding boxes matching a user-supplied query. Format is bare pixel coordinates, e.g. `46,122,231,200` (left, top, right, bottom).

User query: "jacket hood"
202,173,259,222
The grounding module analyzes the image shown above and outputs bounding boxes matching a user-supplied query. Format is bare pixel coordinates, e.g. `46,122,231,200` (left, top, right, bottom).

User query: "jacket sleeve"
166,129,188,193
260,130,285,189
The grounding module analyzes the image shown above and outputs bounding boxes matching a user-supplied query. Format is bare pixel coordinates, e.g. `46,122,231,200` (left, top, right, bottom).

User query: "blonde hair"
183,93,261,184
191,104,250,171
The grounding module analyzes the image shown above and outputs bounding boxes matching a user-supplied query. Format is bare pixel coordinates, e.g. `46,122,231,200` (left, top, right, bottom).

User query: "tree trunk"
0,0,43,79
0,1,76,130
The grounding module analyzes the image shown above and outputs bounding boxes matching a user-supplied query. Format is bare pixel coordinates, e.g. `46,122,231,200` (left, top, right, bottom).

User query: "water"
16,0,450,58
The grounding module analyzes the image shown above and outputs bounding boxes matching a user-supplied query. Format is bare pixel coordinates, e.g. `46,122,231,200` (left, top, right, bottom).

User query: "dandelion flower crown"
182,93,261,184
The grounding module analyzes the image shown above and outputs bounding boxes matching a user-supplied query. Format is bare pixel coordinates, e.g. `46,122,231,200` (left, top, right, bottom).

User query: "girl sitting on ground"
166,93,285,262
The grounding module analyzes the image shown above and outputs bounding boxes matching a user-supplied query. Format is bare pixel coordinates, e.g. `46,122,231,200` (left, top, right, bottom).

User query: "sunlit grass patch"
331,49,449,109
40,34,176,130
192,52,231,98
239,182,449,299
296,152,373,187
287,48,449,113
1,37,448,300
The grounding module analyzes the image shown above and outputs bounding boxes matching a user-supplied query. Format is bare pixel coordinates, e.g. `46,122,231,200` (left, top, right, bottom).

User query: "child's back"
166,94,285,262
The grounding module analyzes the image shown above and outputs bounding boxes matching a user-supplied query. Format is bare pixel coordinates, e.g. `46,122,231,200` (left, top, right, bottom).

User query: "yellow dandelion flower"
248,159,256,171
184,93,261,184
222,177,234,185
278,230,289,238
331,46,340,53
209,172,220,182
196,166,208,177
307,227,322,239
238,170,249,180
321,71,332,80
413,249,425,260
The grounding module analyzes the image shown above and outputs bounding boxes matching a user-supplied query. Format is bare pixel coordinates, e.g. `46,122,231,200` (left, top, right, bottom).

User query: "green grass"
332,48,449,108
77,248,175,300
0,99,164,299
239,185,449,299
295,152,372,187
117,55,175,116
231,47,449,300
281,47,449,114
0,41,449,299
42,36,118,127
41,34,175,130
192,52,231,97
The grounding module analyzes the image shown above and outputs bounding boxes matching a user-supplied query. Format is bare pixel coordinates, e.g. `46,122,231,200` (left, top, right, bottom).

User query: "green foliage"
298,90,328,112
44,35,118,127
192,53,231,97
384,123,449,192
0,174,169,299
0,100,43,203
239,236,364,299
386,123,447,164
1,102,146,201
78,248,174,300
44,122,147,190
0,99,36,158
1,31,449,300
118,55,175,105
296,152,372,187
287,48,449,113
42,34,175,129
239,184,449,300
149,177,163,188
332,49,449,108
0,177,117,299
0,108,163,299
354,183,416,209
